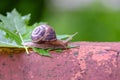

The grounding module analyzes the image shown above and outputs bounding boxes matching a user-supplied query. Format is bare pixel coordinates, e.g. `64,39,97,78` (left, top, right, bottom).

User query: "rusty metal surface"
0,42,120,80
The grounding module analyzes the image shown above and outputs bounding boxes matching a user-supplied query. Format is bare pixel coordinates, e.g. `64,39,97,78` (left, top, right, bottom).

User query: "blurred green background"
0,0,120,42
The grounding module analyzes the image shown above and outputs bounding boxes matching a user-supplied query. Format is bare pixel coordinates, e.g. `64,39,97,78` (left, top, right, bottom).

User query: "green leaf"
0,9,26,34
0,26,21,45
57,32,78,40
57,34,70,40
0,29,18,46
22,14,31,24
0,41,22,48
32,48,51,57
0,9,30,53
54,49,63,53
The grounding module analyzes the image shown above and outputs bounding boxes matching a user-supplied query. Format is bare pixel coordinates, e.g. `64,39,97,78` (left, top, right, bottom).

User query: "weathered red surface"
0,42,120,80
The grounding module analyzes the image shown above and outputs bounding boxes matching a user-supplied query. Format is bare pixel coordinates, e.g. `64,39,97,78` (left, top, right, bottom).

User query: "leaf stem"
18,32,29,54
14,19,29,54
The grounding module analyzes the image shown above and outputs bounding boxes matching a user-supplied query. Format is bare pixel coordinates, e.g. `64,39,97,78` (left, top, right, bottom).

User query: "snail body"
31,24,67,47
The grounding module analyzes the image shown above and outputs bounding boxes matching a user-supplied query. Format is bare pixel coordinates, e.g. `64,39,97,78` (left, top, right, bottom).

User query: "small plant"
0,9,77,56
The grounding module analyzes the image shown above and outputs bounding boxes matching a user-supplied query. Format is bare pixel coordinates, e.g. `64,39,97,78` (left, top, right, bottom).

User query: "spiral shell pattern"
31,24,57,43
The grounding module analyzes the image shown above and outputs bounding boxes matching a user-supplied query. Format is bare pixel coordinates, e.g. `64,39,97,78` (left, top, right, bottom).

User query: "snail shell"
31,24,57,43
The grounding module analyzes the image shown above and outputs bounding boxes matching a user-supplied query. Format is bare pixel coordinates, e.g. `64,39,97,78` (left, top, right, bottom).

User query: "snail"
31,24,68,48
24,24,78,49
